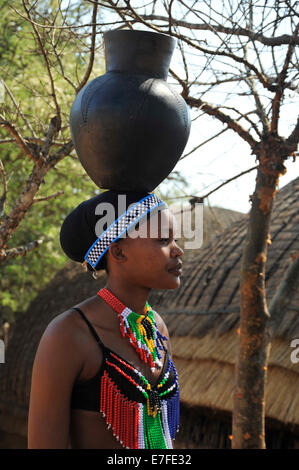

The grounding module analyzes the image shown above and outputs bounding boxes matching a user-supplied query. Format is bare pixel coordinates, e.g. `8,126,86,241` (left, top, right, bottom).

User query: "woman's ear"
108,240,127,263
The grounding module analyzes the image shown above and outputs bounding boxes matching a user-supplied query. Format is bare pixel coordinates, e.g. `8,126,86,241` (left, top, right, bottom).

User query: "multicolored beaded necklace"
98,287,167,371
96,287,180,448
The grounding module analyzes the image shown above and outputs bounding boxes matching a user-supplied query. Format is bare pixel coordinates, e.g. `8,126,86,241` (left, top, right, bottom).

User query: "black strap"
72,307,105,349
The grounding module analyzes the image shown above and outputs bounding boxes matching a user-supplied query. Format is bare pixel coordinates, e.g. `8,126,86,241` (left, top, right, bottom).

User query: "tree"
87,0,299,448
0,0,101,315
0,0,190,317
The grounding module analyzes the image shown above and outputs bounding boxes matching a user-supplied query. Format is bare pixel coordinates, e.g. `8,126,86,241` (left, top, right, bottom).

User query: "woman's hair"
59,190,156,274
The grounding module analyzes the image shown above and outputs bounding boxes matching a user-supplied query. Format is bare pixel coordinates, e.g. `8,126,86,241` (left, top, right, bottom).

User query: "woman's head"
60,190,184,289
105,207,183,289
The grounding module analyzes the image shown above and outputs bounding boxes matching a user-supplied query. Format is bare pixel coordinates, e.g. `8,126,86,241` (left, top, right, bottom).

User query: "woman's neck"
104,278,151,315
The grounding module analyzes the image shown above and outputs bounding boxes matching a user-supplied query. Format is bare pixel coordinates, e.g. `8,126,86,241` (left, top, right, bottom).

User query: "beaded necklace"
96,287,180,448
97,287,167,371
100,349,180,448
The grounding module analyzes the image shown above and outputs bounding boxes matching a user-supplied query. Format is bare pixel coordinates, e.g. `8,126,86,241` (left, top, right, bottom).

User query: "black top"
71,307,175,412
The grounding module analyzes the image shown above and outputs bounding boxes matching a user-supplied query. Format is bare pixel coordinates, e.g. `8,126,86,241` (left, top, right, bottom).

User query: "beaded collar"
100,339,180,448
98,287,167,371
91,288,181,448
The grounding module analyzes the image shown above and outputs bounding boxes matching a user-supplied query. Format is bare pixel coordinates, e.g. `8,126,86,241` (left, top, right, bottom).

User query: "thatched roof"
0,177,298,445
170,204,244,262
151,176,299,340
173,332,299,432
148,176,299,434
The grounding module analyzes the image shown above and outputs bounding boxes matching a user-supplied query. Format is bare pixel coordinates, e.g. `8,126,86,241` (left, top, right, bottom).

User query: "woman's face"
110,209,184,290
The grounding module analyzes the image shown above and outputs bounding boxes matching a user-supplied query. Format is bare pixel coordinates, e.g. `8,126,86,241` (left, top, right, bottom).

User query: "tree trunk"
232,144,287,449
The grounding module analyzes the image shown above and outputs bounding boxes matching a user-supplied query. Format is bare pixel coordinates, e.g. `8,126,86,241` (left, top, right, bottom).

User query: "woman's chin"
169,278,181,289
143,271,182,290
159,272,182,289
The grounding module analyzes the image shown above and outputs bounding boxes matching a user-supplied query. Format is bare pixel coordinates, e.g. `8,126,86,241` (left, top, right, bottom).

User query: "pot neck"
104,29,176,80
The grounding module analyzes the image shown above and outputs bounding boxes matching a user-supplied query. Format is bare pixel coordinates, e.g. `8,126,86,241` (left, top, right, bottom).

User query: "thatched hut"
0,203,242,448
0,178,298,448
153,176,299,448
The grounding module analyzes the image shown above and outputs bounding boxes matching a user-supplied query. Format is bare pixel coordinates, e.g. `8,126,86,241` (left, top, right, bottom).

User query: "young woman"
27,190,184,449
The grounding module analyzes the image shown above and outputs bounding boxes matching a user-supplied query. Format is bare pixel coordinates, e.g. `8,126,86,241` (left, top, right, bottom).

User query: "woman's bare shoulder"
38,298,106,366
35,306,93,377
41,308,85,344
42,294,104,338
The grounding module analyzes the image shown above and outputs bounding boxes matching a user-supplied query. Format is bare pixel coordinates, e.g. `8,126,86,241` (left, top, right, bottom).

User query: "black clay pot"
70,29,191,192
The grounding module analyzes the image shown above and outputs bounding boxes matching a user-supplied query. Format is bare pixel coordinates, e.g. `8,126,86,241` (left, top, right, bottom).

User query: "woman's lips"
169,268,182,276
168,265,183,276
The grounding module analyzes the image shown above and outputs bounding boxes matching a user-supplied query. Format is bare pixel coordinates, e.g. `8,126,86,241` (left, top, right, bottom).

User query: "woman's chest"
79,328,168,387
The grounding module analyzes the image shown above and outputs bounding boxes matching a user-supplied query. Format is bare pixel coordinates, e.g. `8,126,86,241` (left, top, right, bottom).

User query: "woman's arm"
27,312,84,449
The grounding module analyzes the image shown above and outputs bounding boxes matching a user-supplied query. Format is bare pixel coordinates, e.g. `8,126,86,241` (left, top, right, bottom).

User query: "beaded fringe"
100,370,179,449
100,370,139,448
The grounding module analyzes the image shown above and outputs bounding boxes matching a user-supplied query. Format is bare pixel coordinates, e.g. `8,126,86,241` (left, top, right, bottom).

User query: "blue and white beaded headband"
85,194,167,269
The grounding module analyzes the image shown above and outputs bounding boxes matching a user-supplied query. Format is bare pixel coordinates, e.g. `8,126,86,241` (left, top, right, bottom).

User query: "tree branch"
10,5,126,30
0,239,43,263
21,0,61,132
242,41,270,136
2,80,37,139
186,97,258,150
286,116,299,147
47,140,74,167
188,165,259,206
179,127,228,161
0,162,50,252
0,158,7,218
76,1,98,93
0,119,40,164
138,14,299,46
271,23,299,134
41,116,62,160
245,75,270,136
179,110,259,161
0,137,64,146
33,190,64,203
117,4,276,92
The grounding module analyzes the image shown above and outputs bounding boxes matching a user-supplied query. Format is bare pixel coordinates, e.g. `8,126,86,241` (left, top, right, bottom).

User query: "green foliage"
0,0,104,319
0,1,191,321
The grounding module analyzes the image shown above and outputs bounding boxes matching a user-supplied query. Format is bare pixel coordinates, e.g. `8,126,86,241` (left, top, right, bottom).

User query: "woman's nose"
172,240,184,257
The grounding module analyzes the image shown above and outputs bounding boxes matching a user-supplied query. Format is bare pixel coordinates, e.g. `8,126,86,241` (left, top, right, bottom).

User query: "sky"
86,1,299,216
171,108,299,215
100,1,299,216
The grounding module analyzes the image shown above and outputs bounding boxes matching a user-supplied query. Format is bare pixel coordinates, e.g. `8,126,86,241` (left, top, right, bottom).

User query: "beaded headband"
85,194,167,269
